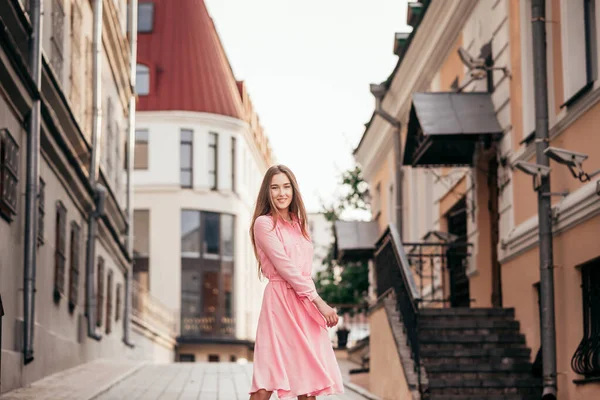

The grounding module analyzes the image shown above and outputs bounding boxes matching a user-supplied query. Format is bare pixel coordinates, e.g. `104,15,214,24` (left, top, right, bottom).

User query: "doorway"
446,197,470,307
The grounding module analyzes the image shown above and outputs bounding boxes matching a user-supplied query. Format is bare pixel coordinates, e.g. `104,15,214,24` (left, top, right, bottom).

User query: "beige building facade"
0,0,173,395
355,0,600,399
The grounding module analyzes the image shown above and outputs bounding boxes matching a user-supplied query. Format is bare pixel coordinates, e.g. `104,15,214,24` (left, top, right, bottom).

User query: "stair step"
428,385,541,397
423,355,532,367
419,333,525,344
420,347,531,359
427,376,540,388
419,319,520,330
420,307,515,318
427,362,533,373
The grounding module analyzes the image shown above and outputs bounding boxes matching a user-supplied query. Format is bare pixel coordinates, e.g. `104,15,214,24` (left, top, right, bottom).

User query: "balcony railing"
180,315,236,338
131,281,177,338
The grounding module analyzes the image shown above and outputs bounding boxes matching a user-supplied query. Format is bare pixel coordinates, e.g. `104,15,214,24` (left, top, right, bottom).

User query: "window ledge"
573,376,600,385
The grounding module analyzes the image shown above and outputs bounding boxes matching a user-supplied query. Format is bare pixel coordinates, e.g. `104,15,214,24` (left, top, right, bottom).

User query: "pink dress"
249,215,344,399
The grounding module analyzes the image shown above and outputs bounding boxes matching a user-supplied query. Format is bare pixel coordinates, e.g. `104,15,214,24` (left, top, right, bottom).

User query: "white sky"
205,0,411,213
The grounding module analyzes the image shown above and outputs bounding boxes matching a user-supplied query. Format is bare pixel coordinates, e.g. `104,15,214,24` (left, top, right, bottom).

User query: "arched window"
136,64,150,96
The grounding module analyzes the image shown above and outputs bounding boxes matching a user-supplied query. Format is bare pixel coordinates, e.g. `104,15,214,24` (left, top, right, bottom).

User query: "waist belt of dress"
267,276,326,329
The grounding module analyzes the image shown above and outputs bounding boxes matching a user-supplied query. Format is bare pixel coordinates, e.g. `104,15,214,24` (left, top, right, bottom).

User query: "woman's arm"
254,216,319,301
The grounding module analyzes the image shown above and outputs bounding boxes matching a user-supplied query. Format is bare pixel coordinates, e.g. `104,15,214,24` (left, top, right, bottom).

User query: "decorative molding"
511,86,600,164
500,178,600,263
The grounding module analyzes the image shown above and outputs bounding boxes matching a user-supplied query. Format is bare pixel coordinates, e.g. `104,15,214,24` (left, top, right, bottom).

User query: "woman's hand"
313,297,339,328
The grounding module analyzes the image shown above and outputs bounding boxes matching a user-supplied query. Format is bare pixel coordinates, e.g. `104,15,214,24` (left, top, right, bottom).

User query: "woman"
249,165,344,400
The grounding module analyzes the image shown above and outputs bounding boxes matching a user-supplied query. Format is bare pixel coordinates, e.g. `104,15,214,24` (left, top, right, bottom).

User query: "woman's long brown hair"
250,165,310,278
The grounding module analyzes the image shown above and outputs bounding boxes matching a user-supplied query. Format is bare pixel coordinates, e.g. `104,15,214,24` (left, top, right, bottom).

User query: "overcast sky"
205,0,411,214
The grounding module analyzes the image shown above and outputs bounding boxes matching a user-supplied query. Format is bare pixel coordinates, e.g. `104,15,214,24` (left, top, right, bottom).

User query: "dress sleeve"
254,216,319,301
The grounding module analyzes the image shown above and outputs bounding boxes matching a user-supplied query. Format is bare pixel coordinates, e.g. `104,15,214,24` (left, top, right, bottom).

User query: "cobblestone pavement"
95,362,370,400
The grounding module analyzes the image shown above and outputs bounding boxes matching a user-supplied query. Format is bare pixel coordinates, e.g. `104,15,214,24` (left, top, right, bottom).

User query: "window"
179,354,196,362
208,354,220,363
371,183,382,220
204,212,220,257
106,270,113,334
0,129,19,222
115,283,122,322
229,355,237,362
96,257,105,327
50,0,65,79
134,129,149,170
37,178,45,245
68,222,81,312
105,99,114,179
231,137,236,192
70,1,82,121
181,210,201,258
180,211,236,338
572,259,600,378
562,0,597,106
133,210,150,289
180,129,193,188
208,133,218,190
138,2,154,33
135,64,150,96
54,201,67,302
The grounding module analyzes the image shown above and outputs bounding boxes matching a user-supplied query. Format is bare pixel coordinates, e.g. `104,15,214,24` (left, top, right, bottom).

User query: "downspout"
23,0,43,365
123,0,138,348
531,0,557,398
84,0,104,341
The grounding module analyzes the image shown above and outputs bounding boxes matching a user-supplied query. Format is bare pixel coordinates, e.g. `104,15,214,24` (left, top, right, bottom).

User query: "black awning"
403,92,503,167
333,220,380,263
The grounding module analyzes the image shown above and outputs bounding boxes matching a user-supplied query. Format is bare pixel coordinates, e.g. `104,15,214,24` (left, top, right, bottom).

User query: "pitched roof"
136,0,244,119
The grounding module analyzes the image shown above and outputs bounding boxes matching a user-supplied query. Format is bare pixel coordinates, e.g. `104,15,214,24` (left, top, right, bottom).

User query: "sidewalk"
0,359,144,400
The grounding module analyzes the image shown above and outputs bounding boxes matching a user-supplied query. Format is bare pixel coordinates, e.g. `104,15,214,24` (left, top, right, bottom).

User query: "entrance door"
447,197,470,307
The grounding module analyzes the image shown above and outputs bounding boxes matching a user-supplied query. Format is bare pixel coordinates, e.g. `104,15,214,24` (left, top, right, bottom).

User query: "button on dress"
249,215,344,399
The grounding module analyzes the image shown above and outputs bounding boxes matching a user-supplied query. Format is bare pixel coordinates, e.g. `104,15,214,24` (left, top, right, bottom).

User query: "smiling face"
270,173,294,212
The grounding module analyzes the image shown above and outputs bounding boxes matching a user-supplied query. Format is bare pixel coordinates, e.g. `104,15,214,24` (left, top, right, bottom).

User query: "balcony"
131,281,177,342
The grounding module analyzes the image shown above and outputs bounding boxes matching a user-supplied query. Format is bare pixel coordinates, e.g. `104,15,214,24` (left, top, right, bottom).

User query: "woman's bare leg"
297,395,316,400
249,389,272,400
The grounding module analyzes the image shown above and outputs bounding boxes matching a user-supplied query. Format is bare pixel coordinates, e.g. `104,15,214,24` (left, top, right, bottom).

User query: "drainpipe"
123,0,138,348
531,0,557,398
84,0,104,341
22,0,43,365
373,105,403,237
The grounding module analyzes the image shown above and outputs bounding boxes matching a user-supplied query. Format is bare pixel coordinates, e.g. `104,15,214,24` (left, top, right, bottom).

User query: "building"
0,0,171,395
351,0,600,399
133,0,274,363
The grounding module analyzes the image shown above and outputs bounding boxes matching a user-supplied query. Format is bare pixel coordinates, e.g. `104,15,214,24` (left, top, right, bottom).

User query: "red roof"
136,0,244,119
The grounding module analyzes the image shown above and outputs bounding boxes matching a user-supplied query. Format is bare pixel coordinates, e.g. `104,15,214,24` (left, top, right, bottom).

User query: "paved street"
95,362,369,400
0,360,372,400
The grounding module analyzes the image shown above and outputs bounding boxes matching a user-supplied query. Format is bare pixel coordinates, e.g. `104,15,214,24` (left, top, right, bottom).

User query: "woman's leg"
297,395,316,400
249,389,272,400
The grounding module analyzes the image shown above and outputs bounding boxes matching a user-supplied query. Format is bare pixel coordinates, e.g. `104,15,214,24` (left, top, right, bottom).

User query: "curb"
88,362,147,400
343,381,381,400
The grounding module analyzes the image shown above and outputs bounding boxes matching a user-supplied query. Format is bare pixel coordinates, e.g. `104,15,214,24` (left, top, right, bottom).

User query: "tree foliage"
314,165,370,314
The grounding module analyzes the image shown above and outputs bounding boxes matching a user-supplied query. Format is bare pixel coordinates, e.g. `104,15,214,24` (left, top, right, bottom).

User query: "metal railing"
571,263,600,377
131,281,177,337
374,224,422,394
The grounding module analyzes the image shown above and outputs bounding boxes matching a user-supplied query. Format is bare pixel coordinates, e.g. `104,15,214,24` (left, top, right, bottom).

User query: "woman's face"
270,173,293,211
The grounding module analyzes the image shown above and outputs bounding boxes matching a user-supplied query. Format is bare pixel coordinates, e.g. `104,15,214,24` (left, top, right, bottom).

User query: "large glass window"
180,211,235,338
180,129,193,188
204,212,220,258
181,210,201,257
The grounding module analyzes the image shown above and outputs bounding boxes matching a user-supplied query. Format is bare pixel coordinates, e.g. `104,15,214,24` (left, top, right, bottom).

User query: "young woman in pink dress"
248,165,344,400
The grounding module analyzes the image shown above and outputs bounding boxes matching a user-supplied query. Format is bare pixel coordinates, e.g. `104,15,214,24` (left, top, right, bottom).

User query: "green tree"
314,165,370,314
